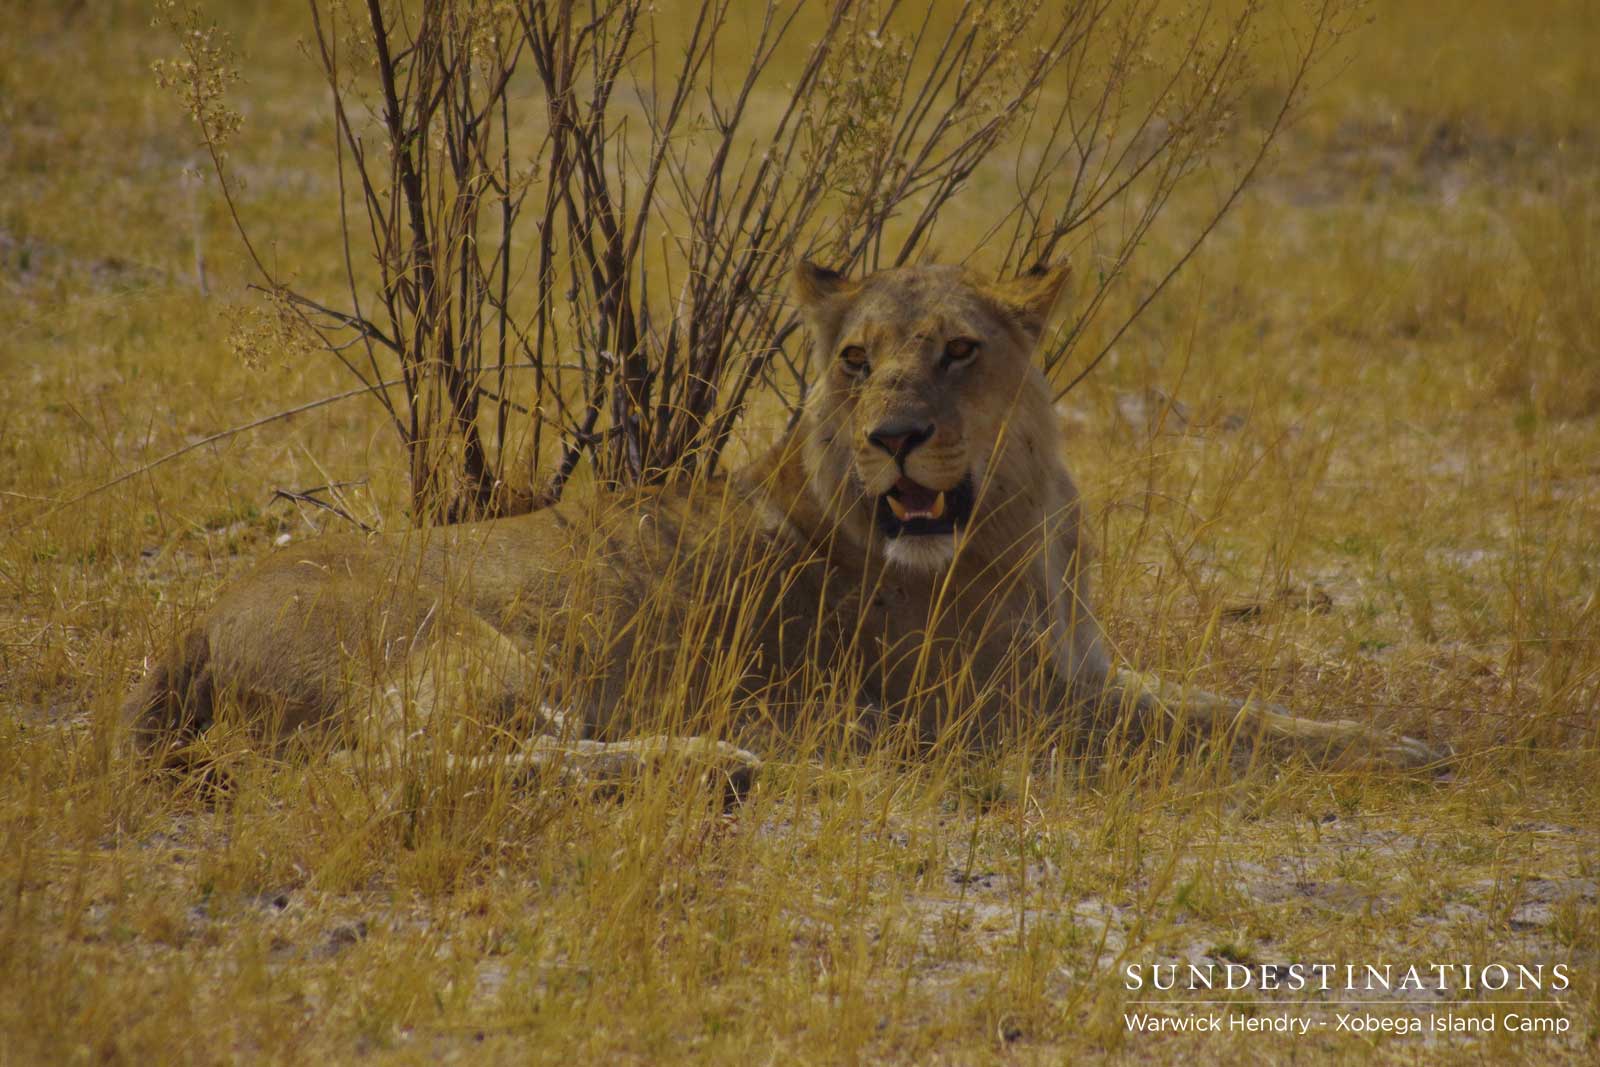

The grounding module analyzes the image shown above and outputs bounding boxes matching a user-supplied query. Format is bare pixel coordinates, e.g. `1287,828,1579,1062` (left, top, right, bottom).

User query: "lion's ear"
989,262,1072,338
792,259,861,337
793,259,855,305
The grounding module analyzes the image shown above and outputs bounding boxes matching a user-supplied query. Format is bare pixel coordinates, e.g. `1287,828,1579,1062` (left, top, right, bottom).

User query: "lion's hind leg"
358,613,762,806
1113,668,1448,771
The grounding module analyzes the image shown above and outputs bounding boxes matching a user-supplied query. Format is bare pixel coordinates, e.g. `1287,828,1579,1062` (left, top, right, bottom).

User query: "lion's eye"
944,337,979,365
839,345,869,374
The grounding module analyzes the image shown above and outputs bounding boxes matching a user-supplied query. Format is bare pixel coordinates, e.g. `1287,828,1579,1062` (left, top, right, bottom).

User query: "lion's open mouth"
875,475,974,538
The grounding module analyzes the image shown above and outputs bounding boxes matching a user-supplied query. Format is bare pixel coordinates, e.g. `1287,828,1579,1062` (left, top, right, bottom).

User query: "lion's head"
792,260,1076,574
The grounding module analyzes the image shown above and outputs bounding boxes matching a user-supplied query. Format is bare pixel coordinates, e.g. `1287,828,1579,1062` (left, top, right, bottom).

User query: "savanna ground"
2,1,1598,1063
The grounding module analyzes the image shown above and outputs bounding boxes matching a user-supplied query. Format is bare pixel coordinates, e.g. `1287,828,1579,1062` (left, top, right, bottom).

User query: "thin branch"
39,377,407,518
270,482,375,532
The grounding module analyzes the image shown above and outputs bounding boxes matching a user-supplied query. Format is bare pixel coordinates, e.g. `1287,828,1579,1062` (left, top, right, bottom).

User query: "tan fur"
124,262,1443,789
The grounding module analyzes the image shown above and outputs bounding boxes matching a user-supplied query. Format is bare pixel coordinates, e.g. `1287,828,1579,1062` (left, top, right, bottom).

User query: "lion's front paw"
708,741,764,801
542,735,762,804
632,736,763,804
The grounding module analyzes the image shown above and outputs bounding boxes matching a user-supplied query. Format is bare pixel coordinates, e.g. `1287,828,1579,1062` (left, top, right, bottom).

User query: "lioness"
124,261,1442,788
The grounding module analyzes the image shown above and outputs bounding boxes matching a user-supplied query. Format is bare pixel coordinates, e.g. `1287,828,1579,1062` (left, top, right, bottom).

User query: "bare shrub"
155,0,1359,524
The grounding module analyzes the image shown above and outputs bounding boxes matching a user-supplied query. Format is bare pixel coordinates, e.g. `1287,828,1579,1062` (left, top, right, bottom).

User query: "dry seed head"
151,1,243,149
225,287,320,369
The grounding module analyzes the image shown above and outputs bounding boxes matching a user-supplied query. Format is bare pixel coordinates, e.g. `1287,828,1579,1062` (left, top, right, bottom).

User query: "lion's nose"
867,420,935,459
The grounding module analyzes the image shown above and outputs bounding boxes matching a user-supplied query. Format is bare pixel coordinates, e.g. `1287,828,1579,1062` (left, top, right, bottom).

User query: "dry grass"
2,1,1597,1063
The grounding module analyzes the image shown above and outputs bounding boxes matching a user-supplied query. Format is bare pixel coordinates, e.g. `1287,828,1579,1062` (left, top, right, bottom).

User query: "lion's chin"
882,533,957,573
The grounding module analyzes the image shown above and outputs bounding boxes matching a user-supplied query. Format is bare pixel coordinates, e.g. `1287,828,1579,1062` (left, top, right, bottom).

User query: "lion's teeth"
886,495,909,521
931,491,946,519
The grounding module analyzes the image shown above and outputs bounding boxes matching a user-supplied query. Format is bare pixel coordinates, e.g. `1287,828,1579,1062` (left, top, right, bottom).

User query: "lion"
123,260,1443,793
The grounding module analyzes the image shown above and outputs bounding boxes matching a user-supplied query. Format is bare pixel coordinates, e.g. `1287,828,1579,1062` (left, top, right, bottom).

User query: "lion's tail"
122,628,215,757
